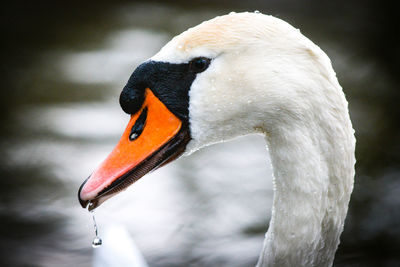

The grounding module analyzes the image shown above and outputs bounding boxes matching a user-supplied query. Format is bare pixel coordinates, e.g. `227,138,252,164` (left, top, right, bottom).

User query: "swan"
78,12,356,266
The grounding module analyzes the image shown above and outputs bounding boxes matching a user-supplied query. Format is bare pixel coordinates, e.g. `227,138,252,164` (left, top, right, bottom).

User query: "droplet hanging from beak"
90,202,102,248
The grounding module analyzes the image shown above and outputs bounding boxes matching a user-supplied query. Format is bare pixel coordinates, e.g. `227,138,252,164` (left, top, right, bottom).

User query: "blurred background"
0,0,399,266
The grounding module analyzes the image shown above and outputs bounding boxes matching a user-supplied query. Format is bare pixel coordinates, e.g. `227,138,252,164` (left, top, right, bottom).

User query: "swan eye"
189,57,211,73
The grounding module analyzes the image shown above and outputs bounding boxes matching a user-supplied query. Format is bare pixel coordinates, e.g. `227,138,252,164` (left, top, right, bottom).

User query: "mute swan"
78,12,356,267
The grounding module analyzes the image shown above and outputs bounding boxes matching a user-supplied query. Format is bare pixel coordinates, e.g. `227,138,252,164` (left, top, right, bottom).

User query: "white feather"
152,12,356,267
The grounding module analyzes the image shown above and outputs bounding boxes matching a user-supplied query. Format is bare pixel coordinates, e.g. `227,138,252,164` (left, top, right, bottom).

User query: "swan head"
78,12,338,210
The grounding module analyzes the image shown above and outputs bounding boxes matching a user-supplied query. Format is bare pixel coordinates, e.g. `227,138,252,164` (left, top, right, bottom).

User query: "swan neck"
257,116,355,266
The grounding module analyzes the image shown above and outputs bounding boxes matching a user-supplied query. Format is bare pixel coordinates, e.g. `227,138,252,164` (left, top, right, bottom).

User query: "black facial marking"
129,107,148,141
120,58,211,122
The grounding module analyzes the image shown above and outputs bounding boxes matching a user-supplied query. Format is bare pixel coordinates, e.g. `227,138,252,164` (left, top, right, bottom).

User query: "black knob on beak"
119,82,145,115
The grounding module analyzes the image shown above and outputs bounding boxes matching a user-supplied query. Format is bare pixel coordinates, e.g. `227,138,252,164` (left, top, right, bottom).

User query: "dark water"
1,1,399,266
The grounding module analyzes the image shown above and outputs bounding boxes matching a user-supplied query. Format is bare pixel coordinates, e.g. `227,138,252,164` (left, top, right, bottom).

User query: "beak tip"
78,176,101,210
78,177,90,209
79,198,89,209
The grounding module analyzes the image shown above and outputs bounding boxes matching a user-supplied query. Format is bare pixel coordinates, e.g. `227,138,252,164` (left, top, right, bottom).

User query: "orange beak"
79,88,190,210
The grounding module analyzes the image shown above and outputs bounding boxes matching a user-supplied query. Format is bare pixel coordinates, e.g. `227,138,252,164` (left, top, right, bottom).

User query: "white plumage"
152,12,356,266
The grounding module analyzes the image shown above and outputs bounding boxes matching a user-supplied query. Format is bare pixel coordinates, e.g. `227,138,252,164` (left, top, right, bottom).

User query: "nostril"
129,107,148,141
119,84,145,115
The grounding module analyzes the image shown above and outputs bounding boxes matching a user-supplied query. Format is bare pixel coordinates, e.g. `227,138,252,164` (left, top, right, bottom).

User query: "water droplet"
92,237,102,248
90,209,102,248
229,11,236,15
254,10,260,14
178,45,183,50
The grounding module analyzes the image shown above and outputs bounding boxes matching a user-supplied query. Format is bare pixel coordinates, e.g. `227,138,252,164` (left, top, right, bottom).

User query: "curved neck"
256,107,355,266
